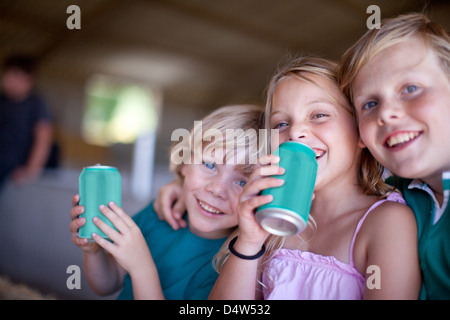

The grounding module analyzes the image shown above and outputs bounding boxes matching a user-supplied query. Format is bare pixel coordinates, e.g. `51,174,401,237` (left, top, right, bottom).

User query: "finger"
157,196,184,230
240,194,273,219
241,177,284,201
168,199,188,230
99,204,128,233
70,205,84,220
155,180,182,221
172,199,186,220
108,202,134,228
177,219,187,229
257,154,280,167
165,211,181,230
69,216,86,233
92,232,116,254
258,164,285,177
173,212,187,229
72,235,89,247
245,164,284,187
93,216,121,244
72,194,80,207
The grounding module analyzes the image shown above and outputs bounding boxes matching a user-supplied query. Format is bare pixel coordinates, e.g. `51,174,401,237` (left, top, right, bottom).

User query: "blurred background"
0,0,449,299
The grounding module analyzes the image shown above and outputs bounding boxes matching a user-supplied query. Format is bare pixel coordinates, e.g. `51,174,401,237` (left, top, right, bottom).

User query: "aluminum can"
78,164,121,241
256,142,317,236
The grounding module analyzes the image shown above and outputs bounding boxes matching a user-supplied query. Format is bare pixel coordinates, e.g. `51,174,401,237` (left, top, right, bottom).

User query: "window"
82,75,160,202
82,75,158,146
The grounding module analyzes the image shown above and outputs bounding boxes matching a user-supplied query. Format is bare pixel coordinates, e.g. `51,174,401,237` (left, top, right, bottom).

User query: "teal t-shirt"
117,201,226,300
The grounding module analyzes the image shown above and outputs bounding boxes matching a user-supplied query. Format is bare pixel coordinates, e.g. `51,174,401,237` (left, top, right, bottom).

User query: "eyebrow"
271,99,338,115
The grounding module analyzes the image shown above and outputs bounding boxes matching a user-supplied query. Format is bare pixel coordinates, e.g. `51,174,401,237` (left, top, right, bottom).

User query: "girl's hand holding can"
236,154,285,252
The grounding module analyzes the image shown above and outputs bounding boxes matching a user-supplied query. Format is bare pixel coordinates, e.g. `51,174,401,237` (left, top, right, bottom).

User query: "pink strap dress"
261,192,406,300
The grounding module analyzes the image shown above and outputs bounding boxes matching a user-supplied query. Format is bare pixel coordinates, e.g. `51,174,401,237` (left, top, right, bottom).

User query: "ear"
180,164,187,177
358,137,366,149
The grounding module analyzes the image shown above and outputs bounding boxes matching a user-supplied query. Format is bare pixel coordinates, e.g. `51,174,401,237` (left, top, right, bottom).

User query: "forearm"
130,261,165,300
209,238,262,300
83,249,125,296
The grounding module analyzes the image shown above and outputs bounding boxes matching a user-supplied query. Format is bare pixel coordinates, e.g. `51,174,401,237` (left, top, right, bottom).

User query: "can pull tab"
95,163,102,166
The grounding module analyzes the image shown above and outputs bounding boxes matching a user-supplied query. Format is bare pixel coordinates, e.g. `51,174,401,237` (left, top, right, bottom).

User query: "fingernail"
93,217,98,222
99,204,105,209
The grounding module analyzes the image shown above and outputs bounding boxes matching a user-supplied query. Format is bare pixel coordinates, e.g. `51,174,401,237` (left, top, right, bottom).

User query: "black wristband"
228,236,266,260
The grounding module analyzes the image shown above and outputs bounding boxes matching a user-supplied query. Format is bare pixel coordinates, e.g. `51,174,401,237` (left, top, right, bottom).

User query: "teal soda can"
78,164,121,241
256,142,317,236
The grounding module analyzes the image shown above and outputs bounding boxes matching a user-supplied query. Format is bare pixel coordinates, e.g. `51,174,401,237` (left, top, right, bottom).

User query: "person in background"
0,54,53,189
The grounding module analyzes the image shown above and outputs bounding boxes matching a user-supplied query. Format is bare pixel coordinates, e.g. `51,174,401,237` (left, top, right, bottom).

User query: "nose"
288,123,308,142
205,176,227,199
377,100,405,126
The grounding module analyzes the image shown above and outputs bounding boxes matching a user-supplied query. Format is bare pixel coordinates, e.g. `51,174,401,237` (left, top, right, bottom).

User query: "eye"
403,85,419,94
362,101,377,111
203,161,216,170
273,122,288,129
237,180,246,187
311,113,327,119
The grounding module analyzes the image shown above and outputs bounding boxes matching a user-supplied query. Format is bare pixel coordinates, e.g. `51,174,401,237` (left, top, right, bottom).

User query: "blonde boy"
70,104,263,299
339,13,450,299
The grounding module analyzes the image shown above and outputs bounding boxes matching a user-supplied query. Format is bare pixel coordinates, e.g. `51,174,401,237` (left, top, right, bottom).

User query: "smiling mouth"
198,199,224,215
313,149,326,160
385,131,421,148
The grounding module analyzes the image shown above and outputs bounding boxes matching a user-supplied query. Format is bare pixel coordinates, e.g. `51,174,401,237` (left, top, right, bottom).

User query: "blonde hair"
266,56,392,196
214,57,394,280
169,104,264,179
338,12,450,103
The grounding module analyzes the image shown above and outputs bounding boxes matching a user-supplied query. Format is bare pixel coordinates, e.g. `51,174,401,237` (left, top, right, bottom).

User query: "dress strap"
348,192,406,266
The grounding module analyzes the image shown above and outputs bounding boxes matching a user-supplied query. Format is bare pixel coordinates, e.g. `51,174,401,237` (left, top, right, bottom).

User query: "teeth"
386,132,419,147
198,200,223,215
314,149,325,159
